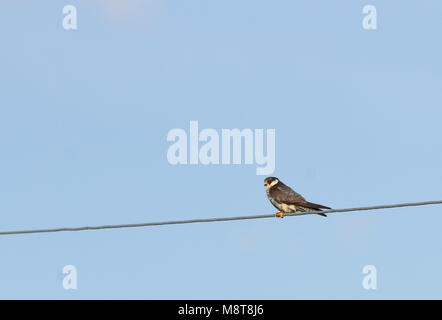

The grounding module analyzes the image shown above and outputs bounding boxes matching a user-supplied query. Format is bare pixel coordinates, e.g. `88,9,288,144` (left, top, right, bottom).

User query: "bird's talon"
275,212,285,218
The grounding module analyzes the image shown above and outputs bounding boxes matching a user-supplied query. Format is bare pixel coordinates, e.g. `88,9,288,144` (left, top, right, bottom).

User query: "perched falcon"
264,177,331,218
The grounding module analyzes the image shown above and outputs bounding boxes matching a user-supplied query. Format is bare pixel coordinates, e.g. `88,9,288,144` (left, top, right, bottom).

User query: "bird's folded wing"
288,201,331,210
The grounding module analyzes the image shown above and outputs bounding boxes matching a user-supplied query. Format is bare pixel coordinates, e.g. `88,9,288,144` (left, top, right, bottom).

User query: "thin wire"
0,200,441,236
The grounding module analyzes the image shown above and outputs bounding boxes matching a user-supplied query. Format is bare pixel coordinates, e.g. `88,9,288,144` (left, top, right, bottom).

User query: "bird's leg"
275,211,285,218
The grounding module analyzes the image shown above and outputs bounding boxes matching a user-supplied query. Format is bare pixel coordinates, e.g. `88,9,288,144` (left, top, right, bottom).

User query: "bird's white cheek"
269,180,279,188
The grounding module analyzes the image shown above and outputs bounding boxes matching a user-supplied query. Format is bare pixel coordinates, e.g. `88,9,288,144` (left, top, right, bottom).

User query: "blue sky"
1,1,442,299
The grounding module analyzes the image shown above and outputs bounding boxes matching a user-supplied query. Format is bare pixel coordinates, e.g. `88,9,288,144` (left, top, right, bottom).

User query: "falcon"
264,177,331,218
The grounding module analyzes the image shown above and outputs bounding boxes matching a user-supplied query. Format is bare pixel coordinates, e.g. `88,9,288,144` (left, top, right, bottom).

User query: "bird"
264,177,331,218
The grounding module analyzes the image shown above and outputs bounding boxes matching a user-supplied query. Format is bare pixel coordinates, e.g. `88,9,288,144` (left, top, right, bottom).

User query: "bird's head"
264,177,279,189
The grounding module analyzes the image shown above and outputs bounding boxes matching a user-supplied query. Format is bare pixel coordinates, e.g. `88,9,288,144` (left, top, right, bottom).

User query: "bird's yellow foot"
275,211,285,218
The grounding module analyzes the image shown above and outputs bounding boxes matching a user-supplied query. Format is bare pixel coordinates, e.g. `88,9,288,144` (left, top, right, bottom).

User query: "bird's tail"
303,201,331,217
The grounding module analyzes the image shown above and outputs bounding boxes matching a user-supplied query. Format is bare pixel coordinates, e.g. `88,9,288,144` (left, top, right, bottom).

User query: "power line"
0,200,441,236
